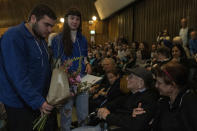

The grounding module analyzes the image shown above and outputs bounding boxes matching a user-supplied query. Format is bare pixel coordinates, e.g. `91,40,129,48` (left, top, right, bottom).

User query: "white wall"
95,0,136,20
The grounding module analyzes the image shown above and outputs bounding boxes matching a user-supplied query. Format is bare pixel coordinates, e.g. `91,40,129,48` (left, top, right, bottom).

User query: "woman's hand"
89,85,99,94
98,88,107,96
132,103,146,117
85,63,92,74
93,93,99,99
97,108,110,120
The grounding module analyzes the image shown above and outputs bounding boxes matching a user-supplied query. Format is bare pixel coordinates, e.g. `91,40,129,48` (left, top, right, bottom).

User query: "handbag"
46,38,70,106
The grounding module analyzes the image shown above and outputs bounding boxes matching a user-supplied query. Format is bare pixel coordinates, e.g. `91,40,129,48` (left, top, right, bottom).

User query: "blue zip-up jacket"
51,32,88,74
189,39,197,55
0,22,51,110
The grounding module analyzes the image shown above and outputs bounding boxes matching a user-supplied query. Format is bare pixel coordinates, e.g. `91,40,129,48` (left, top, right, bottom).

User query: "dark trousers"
5,105,58,131
44,108,58,131
5,105,37,131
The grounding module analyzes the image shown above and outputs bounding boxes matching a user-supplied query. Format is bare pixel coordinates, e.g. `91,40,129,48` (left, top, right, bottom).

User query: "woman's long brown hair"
62,8,82,56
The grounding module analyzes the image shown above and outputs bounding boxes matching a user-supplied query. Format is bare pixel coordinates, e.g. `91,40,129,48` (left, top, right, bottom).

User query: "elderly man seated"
73,67,159,131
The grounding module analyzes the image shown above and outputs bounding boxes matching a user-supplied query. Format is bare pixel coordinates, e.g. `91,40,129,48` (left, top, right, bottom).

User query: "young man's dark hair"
28,4,57,21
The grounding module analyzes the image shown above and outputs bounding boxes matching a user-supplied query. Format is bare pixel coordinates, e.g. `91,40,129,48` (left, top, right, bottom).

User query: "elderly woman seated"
132,62,197,131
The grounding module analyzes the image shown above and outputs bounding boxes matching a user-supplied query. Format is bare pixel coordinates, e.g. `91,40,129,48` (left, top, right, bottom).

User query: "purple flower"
75,75,81,82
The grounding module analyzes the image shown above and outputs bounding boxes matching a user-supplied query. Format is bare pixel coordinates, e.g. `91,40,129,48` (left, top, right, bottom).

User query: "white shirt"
71,30,77,43
179,27,188,46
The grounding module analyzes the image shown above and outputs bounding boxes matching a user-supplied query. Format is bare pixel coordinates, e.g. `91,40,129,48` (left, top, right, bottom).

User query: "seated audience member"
192,55,197,82
172,36,191,58
89,57,117,92
145,43,158,70
131,41,139,52
189,30,197,57
157,29,170,43
170,44,197,80
89,69,124,113
170,44,187,63
151,43,157,61
73,67,158,131
89,58,119,112
136,42,151,67
151,47,171,69
157,47,171,62
132,62,197,131
117,46,126,61
123,52,136,71
97,67,158,131
91,52,103,76
157,29,172,48
88,52,95,65
172,36,183,45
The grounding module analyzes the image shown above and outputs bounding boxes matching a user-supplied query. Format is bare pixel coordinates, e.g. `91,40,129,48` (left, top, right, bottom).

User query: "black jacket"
93,78,124,108
105,78,124,104
152,88,197,131
105,89,158,131
89,77,124,114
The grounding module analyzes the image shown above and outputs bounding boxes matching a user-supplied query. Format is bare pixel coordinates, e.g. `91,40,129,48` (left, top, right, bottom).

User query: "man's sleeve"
189,40,194,55
106,100,156,131
1,32,45,110
182,93,197,131
105,95,126,112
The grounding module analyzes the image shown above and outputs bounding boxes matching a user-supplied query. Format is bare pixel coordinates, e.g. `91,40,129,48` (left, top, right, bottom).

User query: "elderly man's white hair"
173,36,183,44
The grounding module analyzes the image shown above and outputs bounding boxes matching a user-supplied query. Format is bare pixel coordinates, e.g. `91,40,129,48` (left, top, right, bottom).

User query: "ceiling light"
60,18,64,23
92,16,97,21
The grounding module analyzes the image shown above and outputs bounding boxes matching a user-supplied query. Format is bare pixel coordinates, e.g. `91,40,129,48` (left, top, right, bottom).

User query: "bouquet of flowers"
77,81,92,93
64,56,92,95
33,56,91,130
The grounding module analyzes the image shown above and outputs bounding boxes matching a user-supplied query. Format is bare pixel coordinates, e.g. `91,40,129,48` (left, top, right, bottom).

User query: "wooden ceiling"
0,0,98,28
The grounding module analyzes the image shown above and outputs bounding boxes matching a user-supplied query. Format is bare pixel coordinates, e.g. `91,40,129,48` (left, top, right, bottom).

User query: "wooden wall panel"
0,0,104,45
107,0,197,46
82,21,108,45
0,0,98,27
1,0,197,46
108,7,134,42
95,20,108,44
0,28,8,37
133,0,197,44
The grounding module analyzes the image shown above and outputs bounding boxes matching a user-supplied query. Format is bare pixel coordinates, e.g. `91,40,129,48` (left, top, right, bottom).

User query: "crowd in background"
74,18,197,131
1,14,197,131
88,28,197,79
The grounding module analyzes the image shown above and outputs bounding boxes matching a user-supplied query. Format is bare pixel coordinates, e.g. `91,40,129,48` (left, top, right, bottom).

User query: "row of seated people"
72,57,197,131
90,42,197,82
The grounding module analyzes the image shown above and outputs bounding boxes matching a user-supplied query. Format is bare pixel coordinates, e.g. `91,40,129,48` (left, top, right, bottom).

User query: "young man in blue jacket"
0,4,56,131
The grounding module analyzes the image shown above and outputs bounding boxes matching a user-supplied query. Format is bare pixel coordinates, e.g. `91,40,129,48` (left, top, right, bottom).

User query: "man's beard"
32,23,44,40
